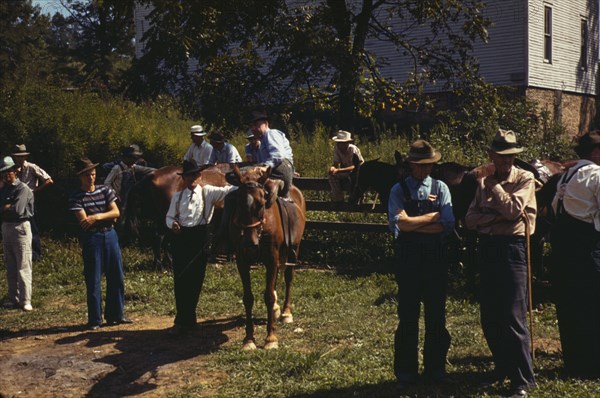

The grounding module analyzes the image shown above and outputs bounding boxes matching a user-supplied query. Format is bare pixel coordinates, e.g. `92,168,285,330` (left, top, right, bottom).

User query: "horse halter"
237,180,267,236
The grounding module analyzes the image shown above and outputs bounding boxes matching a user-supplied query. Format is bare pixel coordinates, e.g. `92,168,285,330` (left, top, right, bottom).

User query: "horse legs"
264,262,279,350
236,259,256,350
280,264,294,324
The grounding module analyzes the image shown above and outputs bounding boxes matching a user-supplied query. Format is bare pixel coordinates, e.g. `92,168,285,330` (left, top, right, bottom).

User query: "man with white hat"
328,130,364,204
466,128,537,398
0,156,35,311
183,125,213,166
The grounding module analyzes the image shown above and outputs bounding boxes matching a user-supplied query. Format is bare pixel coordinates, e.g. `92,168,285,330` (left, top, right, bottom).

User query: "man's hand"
172,221,181,234
329,166,337,175
79,214,98,231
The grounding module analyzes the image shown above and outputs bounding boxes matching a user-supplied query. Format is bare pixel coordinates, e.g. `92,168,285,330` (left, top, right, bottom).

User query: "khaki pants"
328,172,351,202
2,221,33,306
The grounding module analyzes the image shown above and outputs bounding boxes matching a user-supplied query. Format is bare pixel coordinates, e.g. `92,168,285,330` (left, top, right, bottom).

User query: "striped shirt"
68,185,117,228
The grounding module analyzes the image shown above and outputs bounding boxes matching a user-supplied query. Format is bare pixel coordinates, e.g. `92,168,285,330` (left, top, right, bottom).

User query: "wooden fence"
292,177,390,234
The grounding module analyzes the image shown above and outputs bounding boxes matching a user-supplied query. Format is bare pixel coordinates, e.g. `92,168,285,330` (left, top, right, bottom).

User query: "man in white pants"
0,156,35,311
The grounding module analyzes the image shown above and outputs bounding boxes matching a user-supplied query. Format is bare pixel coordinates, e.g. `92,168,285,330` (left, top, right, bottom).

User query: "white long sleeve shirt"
165,184,237,228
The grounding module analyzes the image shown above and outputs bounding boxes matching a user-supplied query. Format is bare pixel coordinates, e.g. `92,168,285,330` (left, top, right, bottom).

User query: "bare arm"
74,201,120,231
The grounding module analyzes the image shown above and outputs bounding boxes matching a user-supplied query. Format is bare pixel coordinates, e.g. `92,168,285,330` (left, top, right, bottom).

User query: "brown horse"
123,163,232,269
229,165,306,350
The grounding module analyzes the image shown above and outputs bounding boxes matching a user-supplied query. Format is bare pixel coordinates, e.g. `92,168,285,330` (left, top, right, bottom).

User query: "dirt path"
0,315,240,397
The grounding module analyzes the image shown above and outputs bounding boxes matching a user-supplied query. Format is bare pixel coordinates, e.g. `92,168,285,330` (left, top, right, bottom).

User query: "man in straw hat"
68,157,133,330
12,144,53,261
184,125,213,166
466,129,536,397
388,139,455,390
0,156,35,311
549,130,600,378
165,160,237,337
328,130,364,205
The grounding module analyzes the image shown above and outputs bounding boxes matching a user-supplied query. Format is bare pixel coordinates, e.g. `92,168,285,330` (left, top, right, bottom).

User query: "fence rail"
293,177,389,233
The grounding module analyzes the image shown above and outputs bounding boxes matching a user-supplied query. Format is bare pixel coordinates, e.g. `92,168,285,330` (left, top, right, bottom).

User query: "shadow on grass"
50,316,241,397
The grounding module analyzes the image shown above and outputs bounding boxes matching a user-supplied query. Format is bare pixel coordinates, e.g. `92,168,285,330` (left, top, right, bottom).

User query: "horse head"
348,151,406,207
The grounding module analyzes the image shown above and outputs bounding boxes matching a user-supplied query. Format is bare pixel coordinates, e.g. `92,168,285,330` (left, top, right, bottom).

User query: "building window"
544,6,552,63
581,18,588,70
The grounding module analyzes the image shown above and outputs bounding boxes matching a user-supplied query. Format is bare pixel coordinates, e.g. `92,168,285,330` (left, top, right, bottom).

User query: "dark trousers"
271,158,294,197
478,235,535,389
80,228,125,326
550,214,600,377
172,224,208,328
394,233,450,381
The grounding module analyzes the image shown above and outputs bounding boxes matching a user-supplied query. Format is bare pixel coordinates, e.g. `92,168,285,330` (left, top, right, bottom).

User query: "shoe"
105,318,133,326
86,323,101,330
508,387,527,398
167,325,189,338
2,300,18,309
22,304,33,312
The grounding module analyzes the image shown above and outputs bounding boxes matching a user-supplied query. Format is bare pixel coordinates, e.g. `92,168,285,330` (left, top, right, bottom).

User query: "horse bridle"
237,180,267,237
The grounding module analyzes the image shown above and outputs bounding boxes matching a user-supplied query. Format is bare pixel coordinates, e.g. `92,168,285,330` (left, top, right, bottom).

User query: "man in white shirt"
165,160,237,337
550,130,600,378
183,125,213,166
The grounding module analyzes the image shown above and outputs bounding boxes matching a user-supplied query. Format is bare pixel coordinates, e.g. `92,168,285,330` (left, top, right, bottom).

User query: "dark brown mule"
229,165,306,350
123,164,232,269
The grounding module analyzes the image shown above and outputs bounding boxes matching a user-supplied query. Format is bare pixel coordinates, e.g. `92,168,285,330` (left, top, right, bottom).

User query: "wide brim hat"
332,130,353,142
209,132,225,143
489,128,524,155
248,111,269,124
177,160,211,176
574,130,600,157
407,139,441,164
246,131,257,139
11,144,30,156
75,157,99,175
190,125,206,136
122,144,143,158
0,156,16,172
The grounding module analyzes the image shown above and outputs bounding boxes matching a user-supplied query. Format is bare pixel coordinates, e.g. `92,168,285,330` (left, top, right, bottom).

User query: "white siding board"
528,0,598,94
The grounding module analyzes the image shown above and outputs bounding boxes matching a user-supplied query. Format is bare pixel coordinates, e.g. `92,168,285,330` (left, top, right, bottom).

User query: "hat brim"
408,152,442,164
191,132,207,136
489,146,524,155
332,137,353,142
76,163,99,175
0,164,16,172
11,152,30,156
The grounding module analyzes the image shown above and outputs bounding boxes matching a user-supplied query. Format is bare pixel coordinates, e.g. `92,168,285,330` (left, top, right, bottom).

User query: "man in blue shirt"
388,140,455,390
248,112,294,198
207,132,242,164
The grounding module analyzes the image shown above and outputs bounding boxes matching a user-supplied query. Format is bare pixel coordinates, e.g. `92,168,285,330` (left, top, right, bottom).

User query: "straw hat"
332,130,353,142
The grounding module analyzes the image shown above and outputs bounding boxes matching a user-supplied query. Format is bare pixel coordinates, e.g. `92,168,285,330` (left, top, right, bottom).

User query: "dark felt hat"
407,140,441,164
122,144,143,158
248,111,269,124
177,160,211,176
574,130,600,157
75,157,99,175
209,132,225,143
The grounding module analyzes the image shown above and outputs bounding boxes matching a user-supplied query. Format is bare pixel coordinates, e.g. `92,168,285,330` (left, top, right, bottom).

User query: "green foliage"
0,82,194,175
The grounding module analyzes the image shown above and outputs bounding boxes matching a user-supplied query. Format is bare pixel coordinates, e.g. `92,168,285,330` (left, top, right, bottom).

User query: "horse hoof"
242,341,257,351
280,313,293,324
264,341,279,350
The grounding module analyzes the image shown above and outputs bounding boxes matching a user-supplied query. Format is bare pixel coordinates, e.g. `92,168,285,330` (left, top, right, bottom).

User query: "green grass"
1,236,599,398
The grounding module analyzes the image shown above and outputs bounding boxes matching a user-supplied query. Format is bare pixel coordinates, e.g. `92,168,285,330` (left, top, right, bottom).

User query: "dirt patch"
0,315,241,397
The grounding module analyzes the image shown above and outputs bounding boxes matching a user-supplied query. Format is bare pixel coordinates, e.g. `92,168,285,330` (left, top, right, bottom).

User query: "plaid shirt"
16,161,51,190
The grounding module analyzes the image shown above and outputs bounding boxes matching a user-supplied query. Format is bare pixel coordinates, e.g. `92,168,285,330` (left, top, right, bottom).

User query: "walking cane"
522,212,535,362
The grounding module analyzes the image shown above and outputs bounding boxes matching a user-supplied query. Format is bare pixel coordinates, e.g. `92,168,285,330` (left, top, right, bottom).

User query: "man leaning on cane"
465,129,536,398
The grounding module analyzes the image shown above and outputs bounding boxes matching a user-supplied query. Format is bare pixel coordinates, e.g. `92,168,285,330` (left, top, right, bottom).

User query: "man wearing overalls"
388,140,455,389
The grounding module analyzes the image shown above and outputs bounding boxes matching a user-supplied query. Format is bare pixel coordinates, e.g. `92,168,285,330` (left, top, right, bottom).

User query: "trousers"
2,221,32,307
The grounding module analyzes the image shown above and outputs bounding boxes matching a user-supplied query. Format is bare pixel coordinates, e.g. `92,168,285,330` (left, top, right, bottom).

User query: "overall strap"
399,177,412,204
556,163,587,216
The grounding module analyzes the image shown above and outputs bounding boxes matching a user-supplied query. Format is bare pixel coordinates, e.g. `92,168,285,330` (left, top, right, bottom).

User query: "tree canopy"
133,0,491,130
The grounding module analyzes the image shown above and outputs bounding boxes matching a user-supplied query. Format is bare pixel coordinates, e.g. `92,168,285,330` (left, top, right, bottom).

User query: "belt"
87,225,114,233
